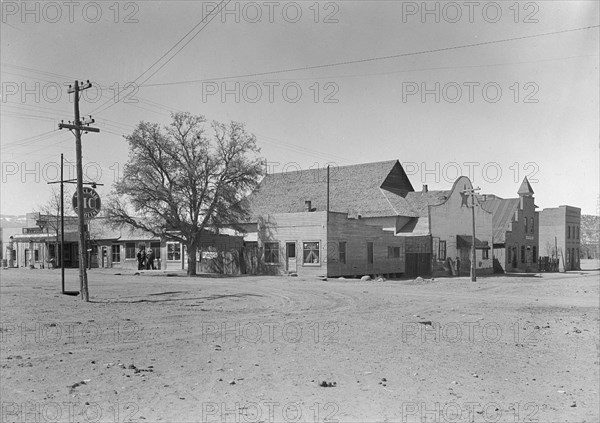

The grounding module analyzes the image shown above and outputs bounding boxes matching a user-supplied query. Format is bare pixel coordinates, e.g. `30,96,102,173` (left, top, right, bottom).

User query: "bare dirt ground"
1,266,598,423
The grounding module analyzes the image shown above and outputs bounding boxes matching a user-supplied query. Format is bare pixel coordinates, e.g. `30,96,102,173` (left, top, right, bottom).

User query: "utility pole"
58,80,100,302
326,165,330,222
461,186,481,282
60,153,65,292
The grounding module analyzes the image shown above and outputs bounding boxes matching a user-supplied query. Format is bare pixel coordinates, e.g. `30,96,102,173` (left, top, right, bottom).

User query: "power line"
142,25,600,87
145,53,599,83
90,0,231,116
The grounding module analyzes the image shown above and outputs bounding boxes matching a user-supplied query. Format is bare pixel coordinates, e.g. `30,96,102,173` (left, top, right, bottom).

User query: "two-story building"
483,177,539,272
539,205,581,271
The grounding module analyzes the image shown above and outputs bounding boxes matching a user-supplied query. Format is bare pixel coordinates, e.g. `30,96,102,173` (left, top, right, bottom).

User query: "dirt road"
1,269,598,422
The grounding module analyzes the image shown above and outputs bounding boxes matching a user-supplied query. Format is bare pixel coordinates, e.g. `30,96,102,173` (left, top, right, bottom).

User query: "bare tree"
107,112,264,276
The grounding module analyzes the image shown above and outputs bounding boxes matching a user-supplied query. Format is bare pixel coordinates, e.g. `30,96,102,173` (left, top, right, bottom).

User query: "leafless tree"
107,112,264,276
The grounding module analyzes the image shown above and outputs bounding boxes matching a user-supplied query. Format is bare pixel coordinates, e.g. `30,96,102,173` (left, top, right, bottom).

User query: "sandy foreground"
1,267,598,423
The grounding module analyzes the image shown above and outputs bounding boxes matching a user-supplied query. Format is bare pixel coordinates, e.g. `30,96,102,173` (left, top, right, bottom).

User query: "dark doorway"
406,253,431,278
286,242,297,273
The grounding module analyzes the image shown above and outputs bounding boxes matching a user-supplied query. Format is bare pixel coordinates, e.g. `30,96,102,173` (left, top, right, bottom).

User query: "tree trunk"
187,244,197,276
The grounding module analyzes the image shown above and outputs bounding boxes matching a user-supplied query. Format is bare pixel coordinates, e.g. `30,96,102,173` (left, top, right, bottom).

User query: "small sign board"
72,187,101,218
202,251,218,260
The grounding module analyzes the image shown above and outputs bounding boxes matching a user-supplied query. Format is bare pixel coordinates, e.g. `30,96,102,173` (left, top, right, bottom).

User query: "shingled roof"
393,190,452,235
245,160,421,220
405,190,451,217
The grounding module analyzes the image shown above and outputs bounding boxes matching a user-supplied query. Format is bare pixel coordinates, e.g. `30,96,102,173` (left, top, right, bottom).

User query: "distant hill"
581,214,600,259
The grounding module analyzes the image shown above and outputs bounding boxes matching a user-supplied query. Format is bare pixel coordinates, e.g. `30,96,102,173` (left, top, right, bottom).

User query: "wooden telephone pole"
461,186,481,282
58,80,100,302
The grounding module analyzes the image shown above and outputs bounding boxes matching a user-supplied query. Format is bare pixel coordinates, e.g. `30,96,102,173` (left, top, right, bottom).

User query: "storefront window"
167,242,181,261
303,242,320,265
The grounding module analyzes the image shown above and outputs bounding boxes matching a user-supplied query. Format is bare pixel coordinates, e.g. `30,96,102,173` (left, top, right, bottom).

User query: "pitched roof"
482,196,520,243
396,217,431,236
517,177,534,196
88,218,159,241
245,160,418,220
404,190,451,217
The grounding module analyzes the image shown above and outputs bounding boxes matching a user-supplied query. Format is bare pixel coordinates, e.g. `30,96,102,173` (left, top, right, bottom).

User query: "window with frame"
525,217,528,233
125,242,136,259
367,242,374,264
530,217,534,234
482,249,489,260
438,240,447,261
387,246,401,259
112,244,121,263
567,226,571,239
303,242,320,265
167,242,181,261
264,242,279,264
520,245,526,263
339,241,346,264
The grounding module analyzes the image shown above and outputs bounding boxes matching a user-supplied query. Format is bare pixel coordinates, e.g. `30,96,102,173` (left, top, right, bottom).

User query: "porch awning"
457,235,490,249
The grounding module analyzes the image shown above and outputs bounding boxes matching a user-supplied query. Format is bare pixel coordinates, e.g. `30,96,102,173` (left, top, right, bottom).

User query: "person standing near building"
137,247,146,270
146,248,155,270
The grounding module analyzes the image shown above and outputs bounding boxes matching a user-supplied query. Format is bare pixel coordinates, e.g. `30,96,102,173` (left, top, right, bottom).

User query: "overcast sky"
1,1,599,216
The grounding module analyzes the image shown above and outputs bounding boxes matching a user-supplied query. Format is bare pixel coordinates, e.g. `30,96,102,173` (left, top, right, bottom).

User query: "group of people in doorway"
136,246,156,270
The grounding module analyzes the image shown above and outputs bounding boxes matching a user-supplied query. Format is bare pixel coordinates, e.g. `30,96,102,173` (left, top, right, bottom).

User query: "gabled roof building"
241,160,494,278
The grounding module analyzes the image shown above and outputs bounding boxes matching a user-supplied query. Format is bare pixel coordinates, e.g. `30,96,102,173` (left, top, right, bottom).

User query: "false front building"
538,205,581,271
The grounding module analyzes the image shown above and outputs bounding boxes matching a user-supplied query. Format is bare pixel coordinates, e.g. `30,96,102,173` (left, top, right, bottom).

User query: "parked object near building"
539,205,581,271
482,177,539,273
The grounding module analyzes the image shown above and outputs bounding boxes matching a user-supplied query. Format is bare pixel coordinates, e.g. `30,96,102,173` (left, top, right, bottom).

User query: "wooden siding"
326,212,406,277
257,212,328,277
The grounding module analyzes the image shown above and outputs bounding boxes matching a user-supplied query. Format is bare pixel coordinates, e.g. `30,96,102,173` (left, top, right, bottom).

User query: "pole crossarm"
58,123,100,133
49,180,103,186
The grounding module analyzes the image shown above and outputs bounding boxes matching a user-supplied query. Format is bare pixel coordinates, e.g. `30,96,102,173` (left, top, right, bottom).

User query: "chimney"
305,200,312,212
422,184,428,193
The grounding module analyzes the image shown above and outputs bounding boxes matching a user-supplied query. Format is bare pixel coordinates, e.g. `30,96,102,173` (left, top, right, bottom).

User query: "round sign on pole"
72,187,101,218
